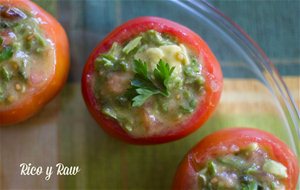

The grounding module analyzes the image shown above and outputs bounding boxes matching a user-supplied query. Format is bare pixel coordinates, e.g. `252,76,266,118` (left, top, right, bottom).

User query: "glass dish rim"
171,0,299,153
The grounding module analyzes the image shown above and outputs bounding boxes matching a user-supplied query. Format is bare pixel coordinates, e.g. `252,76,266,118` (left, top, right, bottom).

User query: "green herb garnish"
132,88,160,107
129,59,175,107
153,59,175,95
0,46,13,62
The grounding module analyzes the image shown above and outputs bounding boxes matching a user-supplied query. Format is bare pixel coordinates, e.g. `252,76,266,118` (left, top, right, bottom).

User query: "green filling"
197,143,287,190
95,43,128,72
0,66,11,81
241,181,258,190
93,30,205,135
0,46,13,62
141,29,172,46
184,59,205,88
0,6,49,104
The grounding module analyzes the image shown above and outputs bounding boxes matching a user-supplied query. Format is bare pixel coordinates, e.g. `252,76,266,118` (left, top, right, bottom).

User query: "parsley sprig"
129,59,175,107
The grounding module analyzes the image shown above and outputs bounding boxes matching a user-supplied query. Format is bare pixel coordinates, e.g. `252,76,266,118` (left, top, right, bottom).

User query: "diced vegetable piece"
12,42,21,52
244,143,259,152
102,107,117,120
122,36,142,54
34,32,46,47
180,99,197,114
245,164,260,174
183,59,199,78
116,60,128,71
0,83,5,101
108,42,120,55
218,155,248,169
0,66,11,81
97,55,115,68
142,30,171,45
263,160,288,178
198,174,206,187
95,53,129,72
0,46,13,62
18,60,28,80
207,161,217,176
242,181,258,190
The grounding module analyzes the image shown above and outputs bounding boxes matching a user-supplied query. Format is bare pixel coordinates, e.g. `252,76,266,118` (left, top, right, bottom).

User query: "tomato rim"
82,16,223,144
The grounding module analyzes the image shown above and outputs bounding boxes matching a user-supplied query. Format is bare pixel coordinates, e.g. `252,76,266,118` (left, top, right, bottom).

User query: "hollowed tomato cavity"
92,30,206,137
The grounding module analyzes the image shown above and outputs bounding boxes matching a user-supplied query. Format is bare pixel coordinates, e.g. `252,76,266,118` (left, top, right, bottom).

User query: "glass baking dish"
1,0,298,189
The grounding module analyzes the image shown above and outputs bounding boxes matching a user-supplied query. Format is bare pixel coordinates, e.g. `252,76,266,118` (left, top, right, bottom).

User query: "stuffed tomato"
82,17,223,144
0,0,69,125
172,128,299,190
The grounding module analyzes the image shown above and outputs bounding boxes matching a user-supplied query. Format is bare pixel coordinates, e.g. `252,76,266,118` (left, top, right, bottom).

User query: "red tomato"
0,0,69,126
82,17,223,144
172,128,299,190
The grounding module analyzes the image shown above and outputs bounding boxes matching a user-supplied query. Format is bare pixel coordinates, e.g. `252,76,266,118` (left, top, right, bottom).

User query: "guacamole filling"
93,30,205,137
0,5,54,105
197,143,287,190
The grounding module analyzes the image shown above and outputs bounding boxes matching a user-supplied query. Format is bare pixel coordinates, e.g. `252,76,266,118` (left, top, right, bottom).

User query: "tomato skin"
0,0,69,126
82,16,223,144
172,128,299,190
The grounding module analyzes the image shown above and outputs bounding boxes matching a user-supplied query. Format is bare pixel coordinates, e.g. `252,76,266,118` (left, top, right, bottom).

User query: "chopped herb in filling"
93,30,205,136
0,5,52,105
197,143,287,190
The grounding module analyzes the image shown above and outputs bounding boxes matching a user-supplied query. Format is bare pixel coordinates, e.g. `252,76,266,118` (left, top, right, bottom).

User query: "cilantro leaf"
153,59,175,95
133,59,148,79
131,77,156,91
0,46,13,62
132,88,160,107
129,59,175,107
